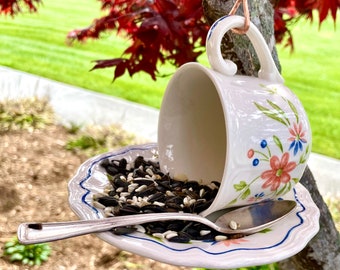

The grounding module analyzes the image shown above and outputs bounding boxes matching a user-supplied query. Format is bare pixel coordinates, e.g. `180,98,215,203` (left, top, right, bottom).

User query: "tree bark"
278,167,340,269
202,1,340,269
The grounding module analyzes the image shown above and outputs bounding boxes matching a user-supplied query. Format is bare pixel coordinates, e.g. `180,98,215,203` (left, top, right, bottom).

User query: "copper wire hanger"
228,0,250,34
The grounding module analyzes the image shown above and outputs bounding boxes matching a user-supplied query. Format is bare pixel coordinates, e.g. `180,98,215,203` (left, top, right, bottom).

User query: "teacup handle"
206,15,284,84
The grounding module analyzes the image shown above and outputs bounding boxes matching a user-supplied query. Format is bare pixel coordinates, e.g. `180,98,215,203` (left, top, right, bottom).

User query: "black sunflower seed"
141,204,167,213
134,156,145,168
160,174,171,182
182,226,200,238
145,160,159,169
145,223,167,234
183,180,200,190
167,231,191,243
184,189,199,200
118,158,128,170
148,192,166,203
112,226,137,235
118,205,141,215
156,180,170,190
192,198,214,213
165,203,182,211
132,178,154,186
97,196,119,207
113,176,129,188
166,221,186,231
170,179,183,189
165,196,183,205
100,158,111,168
105,165,119,176
133,168,148,177
133,185,155,197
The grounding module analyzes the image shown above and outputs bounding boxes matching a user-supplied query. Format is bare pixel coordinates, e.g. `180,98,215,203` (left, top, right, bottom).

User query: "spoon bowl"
17,200,296,245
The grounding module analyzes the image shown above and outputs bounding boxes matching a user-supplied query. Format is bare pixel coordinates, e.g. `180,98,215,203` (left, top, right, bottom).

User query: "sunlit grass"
277,15,340,159
0,2,339,159
0,0,170,108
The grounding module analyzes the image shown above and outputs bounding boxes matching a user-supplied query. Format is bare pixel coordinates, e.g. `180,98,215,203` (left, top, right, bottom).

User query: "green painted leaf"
260,84,277,94
273,135,283,152
241,188,251,200
300,144,310,164
288,99,299,123
254,102,288,127
259,228,272,233
233,180,247,191
276,185,287,196
267,100,290,126
287,181,292,191
299,153,307,164
227,198,238,206
292,178,300,184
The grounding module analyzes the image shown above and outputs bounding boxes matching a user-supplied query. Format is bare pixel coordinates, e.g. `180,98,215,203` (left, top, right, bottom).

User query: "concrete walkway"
1,66,339,196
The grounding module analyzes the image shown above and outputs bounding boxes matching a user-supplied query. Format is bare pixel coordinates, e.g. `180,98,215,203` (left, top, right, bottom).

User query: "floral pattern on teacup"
288,122,308,155
260,152,296,191
228,85,310,206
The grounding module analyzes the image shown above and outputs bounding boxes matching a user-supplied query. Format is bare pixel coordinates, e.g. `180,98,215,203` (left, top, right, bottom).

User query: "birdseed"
229,220,239,230
93,155,245,243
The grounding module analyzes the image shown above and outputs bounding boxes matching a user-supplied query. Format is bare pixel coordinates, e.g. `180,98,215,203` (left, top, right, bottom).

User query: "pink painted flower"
247,149,254,158
220,238,248,247
261,152,296,191
288,122,307,155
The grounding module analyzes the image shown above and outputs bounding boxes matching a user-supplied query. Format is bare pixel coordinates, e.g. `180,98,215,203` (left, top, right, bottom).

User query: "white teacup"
158,15,312,217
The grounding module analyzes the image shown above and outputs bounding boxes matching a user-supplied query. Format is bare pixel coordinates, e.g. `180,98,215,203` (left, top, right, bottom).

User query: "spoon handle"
17,212,211,245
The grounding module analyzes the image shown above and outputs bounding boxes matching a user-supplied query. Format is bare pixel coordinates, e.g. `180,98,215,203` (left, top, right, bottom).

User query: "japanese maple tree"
274,0,339,48
67,0,339,80
0,0,41,15
1,0,339,80
67,0,208,80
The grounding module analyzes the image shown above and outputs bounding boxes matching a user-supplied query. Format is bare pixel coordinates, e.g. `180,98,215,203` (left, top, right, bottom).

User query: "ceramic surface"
158,16,312,216
68,144,320,269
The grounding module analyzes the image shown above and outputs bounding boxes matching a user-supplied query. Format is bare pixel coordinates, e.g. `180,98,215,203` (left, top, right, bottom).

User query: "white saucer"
68,143,320,268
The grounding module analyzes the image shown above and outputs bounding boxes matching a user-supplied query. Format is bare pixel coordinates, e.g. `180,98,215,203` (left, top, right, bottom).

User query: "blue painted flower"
260,139,267,148
253,158,259,166
288,122,307,155
247,192,265,203
255,192,265,199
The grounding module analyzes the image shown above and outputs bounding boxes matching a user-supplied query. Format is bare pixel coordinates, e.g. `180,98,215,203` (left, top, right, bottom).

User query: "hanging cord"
228,0,250,34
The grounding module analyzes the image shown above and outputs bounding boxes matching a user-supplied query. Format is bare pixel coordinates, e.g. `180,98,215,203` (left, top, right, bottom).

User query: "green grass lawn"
0,0,170,107
0,1,339,159
277,16,340,159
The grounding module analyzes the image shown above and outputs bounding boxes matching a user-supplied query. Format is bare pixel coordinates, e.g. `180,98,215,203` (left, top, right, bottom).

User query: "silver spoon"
17,200,296,245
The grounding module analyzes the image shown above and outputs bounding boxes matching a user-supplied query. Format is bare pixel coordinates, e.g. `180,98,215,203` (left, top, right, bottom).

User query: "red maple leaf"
0,0,41,15
67,0,209,81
